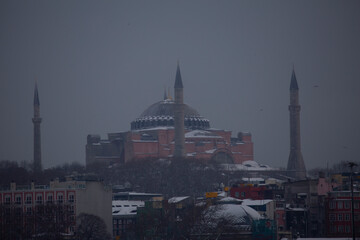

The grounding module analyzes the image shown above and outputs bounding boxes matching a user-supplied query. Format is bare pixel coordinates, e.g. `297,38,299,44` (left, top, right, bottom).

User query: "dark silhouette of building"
174,63,185,158
32,83,42,173
287,69,306,179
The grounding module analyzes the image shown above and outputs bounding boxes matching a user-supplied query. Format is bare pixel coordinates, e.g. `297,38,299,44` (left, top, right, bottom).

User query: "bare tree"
76,213,111,240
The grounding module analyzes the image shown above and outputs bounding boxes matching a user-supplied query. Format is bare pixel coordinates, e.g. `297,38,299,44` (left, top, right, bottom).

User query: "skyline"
1,1,360,169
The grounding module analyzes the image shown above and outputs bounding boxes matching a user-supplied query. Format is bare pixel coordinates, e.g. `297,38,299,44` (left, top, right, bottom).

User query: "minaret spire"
33,82,42,173
287,69,306,179
174,62,183,89
174,63,185,158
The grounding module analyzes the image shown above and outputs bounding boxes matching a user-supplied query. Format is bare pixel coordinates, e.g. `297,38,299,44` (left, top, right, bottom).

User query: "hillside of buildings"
1,158,360,239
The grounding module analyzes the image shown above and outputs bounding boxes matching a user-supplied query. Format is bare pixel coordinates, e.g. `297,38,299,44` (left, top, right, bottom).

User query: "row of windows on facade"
329,225,360,234
2,205,76,217
3,215,76,234
131,118,210,130
3,194,75,205
113,219,134,236
329,213,360,221
329,200,360,209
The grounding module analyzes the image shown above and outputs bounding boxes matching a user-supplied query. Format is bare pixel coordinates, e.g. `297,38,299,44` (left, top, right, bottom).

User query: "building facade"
325,191,360,238
0,176,112,238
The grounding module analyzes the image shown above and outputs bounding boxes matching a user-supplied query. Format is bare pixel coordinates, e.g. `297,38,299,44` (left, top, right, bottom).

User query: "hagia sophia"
30,63,305,179
85,65,254,167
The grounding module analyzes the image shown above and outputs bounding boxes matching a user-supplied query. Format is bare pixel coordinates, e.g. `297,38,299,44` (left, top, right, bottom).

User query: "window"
15,196,21,205
26,195,32,204
346,225,351,233
338,201,343,209
70,205,75,214
5,196,11,205
345,214,350,221
345,201,350,209
36,195,42,204
338,225,344,233
58,195,63,203
338,214,343,221
330,201,336,209
47,195,53,203
329,214,336,221
26,207,32,215
235,192,239,198
68,194,74,203
355,201,359,209
241,192,245,197
330,225,337,233
15,207,22,216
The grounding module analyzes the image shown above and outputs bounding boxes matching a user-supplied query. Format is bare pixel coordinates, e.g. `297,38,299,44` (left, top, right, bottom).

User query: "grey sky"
1,0,359,169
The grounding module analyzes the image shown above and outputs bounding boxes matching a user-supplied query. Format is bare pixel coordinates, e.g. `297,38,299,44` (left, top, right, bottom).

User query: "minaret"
287,69,306,179
174,63,185,158
33,82,42,173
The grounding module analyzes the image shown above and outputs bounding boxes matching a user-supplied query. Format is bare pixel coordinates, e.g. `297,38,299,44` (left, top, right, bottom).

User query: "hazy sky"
1,0,359,169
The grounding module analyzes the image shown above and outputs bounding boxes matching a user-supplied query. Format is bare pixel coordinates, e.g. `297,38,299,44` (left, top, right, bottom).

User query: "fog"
1,0,359,169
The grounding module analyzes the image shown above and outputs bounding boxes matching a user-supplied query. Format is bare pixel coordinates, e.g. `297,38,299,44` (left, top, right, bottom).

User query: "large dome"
131,99,210,130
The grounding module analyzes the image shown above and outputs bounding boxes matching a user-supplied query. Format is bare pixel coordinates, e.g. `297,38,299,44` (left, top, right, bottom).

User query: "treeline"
0,202,110,240
1,158,359,196
307,160,360,178
0,160,85,187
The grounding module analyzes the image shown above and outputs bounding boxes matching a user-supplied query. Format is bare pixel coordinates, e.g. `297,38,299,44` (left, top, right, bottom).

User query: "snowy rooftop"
241,199,273,206
168,196,190,204
185,130,222,138
241,177,265,182
220,160,274,171
210,204,261,222
218,197,242,203
112,200,144,216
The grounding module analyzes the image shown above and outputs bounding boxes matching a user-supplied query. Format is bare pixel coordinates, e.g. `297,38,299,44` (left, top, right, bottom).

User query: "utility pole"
348,161,357,240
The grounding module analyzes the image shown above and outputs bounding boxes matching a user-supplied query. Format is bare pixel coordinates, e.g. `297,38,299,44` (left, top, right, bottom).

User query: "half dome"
131,99,210,130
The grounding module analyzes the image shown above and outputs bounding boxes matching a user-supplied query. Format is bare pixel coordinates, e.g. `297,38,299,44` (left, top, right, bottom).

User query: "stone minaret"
174,63,185,158
33,83,42,173
287,69,306,179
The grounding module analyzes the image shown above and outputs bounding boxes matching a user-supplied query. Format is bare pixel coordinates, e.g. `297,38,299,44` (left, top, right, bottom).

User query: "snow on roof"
218,197,242,203
241,205,262,220
213,204,261,221
218,191,226,197
168,196,190,204
133,126,174,132
205,149,217,154
220,161,274,171
112,200,144,216
241,199,273,206
241,177,265,182
242,160,260,167
185,130,222,138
